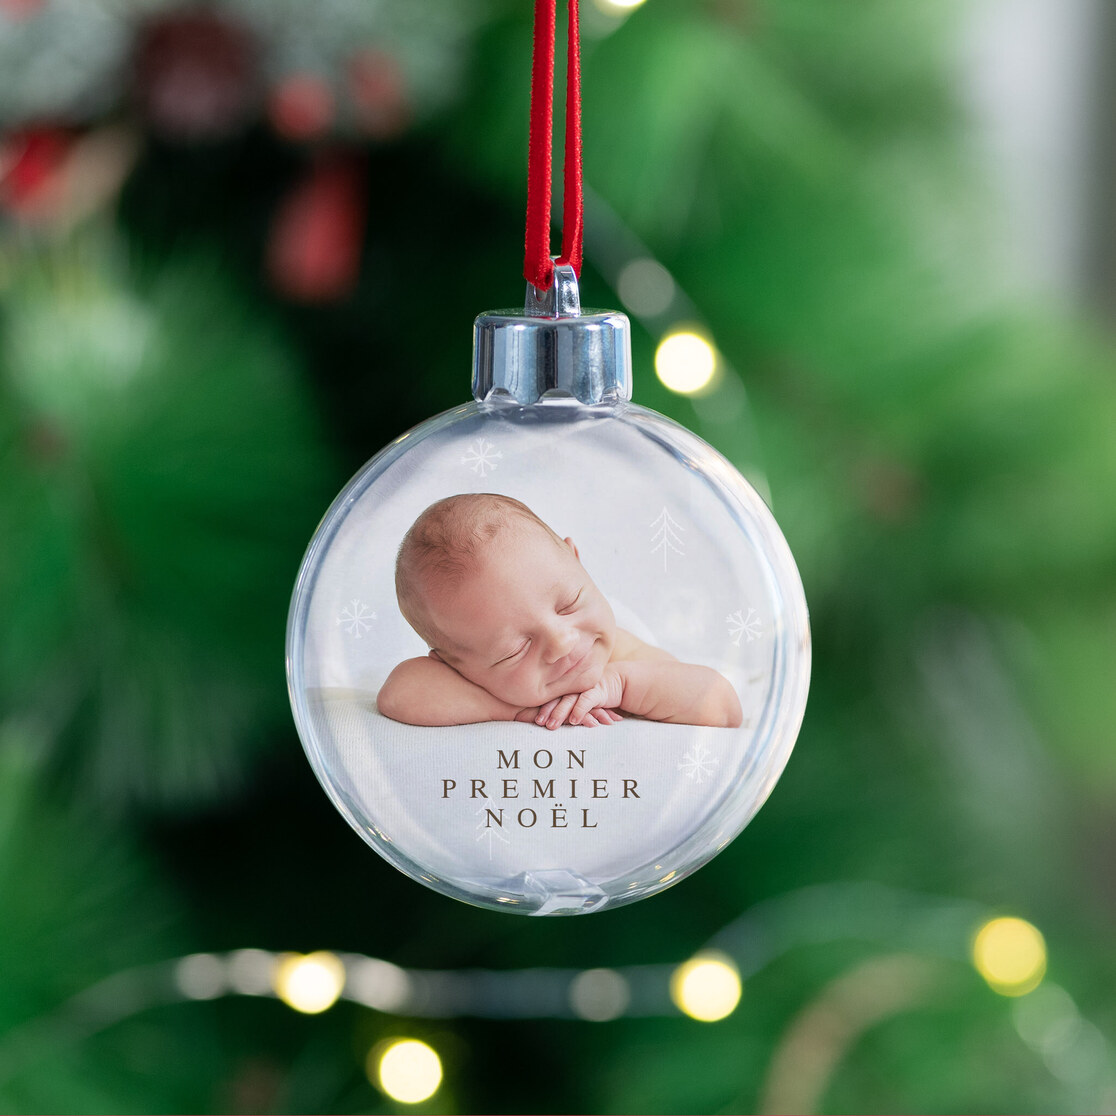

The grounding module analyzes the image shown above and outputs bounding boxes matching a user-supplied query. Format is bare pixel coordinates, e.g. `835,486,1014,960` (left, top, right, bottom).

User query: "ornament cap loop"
472,265,632,406
525,262,581,318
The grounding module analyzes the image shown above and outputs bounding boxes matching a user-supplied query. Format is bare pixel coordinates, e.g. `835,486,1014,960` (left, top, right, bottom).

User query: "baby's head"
396,494,616,707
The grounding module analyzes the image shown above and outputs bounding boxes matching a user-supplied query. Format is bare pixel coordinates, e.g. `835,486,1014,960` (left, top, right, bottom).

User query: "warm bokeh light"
174,952,225,1000
654,330,717,395
593,0,648,11
569,967,631,1021
972,917,1047,996
227,948,276,996
346,956,412,1013
372,1039,443,1104
617,257,675,316
272,950,345,1014
670,952,742,1021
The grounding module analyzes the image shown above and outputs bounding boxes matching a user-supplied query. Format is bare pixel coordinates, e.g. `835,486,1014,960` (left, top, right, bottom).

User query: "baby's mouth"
554,641,599,685
556,647,589,680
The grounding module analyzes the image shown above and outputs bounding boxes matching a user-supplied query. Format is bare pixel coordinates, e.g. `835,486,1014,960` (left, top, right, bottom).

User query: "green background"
1,1,1114,1112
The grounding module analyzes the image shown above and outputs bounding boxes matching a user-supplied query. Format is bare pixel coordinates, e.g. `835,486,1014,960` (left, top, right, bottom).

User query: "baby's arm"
566,661,743,728
377,656,537,726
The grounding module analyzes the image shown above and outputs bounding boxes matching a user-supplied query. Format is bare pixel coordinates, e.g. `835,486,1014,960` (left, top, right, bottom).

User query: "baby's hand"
567,666,625,727
535,692,622,730
535,667,625,729
521,702,612,728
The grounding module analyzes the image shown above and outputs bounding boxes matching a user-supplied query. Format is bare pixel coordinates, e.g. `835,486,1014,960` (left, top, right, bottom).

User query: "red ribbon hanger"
523,0,583,292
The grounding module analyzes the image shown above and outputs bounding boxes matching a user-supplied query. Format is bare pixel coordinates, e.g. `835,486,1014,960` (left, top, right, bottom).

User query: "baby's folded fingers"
546,693,579,729
535,697,562,726
567,690,602,726
595,707,622,724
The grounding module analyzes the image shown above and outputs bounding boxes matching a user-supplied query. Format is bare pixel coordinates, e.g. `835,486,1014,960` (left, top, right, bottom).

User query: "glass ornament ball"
286,278,810,916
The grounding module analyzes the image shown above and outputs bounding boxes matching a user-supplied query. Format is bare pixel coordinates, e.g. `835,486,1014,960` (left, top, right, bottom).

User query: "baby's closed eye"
495,640,530,666
558,589,582,614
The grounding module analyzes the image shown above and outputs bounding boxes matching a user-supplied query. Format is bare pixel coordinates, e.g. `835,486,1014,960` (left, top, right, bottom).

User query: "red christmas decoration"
268,74,335,143
346,49,410,140
132,11,259,141
266,153,366,303
0,127,72,219
0,0,46,21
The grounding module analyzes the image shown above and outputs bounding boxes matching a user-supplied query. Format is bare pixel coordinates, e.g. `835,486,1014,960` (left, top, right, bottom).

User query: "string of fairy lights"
1,882,1110,1107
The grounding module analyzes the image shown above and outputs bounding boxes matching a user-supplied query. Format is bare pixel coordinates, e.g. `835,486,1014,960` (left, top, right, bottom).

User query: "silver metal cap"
472,263,632,405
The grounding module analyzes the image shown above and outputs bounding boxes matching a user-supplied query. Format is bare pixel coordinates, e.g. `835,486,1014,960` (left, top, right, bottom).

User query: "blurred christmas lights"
654,329,718,395
225,948,275,997
57,893,1079,1029
669,952,742,1022
371,1038,443,1104
174,952,225,1001
7,886,1112,1109
971,916,1047,997
616,257,676,317
568,968,631,1022
1012,983,1109,1085
272,951,346,1014
344,956,412,1013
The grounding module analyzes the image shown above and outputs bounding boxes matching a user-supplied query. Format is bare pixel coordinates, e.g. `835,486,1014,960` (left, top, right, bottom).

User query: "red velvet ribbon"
524,0,583,292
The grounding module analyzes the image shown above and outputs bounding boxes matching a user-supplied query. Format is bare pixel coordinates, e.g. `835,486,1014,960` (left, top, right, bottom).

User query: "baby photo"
378,493,743,730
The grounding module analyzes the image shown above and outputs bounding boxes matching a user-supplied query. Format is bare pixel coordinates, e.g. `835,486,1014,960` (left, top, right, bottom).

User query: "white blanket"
304,685,770,912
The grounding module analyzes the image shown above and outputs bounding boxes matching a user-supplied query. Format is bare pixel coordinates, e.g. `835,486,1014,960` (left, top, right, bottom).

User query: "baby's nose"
545,626,579,663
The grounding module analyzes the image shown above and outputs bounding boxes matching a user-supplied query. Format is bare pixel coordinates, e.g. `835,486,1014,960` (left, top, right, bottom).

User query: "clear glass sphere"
287,397,809,915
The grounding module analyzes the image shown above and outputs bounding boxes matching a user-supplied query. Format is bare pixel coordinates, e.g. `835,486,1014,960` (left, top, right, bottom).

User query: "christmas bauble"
287,268,809,915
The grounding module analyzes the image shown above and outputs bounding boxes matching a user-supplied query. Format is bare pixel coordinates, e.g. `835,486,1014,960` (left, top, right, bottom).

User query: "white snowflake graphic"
727,607,763,646
461,437,503,476
474,806,511,860
338,599,376,638
678,741,718,784
649,506,686,572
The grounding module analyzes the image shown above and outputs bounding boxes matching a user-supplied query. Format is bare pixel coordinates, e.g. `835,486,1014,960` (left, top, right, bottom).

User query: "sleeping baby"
377,493,742,730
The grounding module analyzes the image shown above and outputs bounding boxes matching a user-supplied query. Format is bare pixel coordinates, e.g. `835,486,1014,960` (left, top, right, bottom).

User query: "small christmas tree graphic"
650,506,686,572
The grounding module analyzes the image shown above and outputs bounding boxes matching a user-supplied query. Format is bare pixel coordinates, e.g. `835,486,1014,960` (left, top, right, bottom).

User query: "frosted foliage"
0,0,475,126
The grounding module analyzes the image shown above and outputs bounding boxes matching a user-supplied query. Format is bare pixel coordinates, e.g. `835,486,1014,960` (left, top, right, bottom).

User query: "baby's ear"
564,536,581,561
